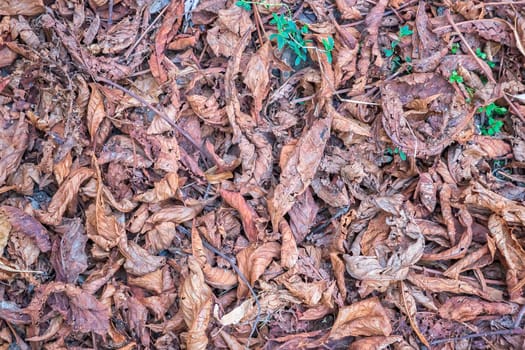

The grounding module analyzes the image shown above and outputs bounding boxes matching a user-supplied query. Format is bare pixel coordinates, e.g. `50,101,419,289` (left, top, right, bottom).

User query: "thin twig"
95,76,205,156
430,328,524,345
178,225,261,349
125,5,169,59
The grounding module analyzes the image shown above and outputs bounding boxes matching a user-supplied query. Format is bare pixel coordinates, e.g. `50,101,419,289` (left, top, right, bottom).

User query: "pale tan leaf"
180,257,213,350
268,114,332,229
87,83,105,142
0,0,44,15
279,219,298,269
439,296,518,322
329,297,392,340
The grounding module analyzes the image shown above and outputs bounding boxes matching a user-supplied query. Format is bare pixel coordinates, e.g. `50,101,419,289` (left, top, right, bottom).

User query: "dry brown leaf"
23,282,109,335
51,218,88,283
279,219,298,269
0,116,28,187
87,83,105,142
180,257,213,350
146,203,203,226
329,297,392,340
38,167,94,225
128,269,164,294
134,172,179,203
348,336,404,350
187,94,227,126
203,264,238,290
237,242,280,298
438,296,518,322
488,214,525,301
219,189,259,242
243,41,272,117
268,113,333,229
119,239,166,276
0,205,51,252
0,0,44,15
0,210,10,256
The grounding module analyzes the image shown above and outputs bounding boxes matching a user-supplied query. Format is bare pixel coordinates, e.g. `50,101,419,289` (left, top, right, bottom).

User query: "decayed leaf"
180,257,213,350
187,94,227,126
128,268,164,294
397,282,430,348
407,272,503,301
219,189,259,242
348,336,404,350
438,296,518,322
488,214,525,301
134,172,179,203
268,113,333,229
0,116,28,187
87,83,105,142
38,167,94,225
279,219,298,269
23,282,109,335
237,242,281,298
51,218,88,283
0,210,10,256
119,239,166,276
218,299,252,326
329,297,392,340
0,205,51,252
0,0,44,15
243,41,272,117
146,203,203,226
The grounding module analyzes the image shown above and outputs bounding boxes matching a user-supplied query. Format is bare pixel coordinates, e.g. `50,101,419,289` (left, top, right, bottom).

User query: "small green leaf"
398,25,414,38
450,43,460,54
449,70,463,83
398,150,407,161
475,48,487,60
301,25,309,34
383,48,395,57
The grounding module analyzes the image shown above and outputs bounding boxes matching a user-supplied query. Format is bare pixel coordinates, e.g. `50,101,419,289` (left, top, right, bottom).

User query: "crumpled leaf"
237,242,281,298
438,296,518,322
219,188,259,242
0,116,28,187
180,257,213,350
23,282,109,335
119,239,166,276
268,113,333,229
51,218,88,283
0,0,44,15
329,297,392,340
243,41,272,117
87,83,105,142
0,205,51,252
38,167,94,225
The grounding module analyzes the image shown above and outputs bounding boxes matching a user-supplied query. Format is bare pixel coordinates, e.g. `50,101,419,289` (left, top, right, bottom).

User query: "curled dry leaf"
268,113,333,230
279,219,298,269
219,189,259,242
23,282,109,335
0,0,44,15
180,257,213,350
134,172,179,203
348,336,404,350
236,242,281,298
329,297,392,340
146,203,203,226
438,296,518,322
51,218,88,283
0,205,51,252
0,115,28,187
87,83,105,142
119,239,166,276
488,214,525,301
243,41,272,117
38,167,94,225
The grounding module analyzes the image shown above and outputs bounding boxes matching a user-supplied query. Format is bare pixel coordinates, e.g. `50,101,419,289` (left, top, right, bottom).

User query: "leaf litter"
2,1,525,349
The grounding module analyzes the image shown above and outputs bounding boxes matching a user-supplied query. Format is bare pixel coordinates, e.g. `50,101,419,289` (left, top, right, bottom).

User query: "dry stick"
445,10,496,83
430,328,524,346
178,226,262,348
95,76,204,155
125,5,169,60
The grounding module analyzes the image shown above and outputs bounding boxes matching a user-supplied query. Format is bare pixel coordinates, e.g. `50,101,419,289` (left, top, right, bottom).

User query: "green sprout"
322,36,335,64
269,13,311,66
398,25,414,38
235,0,252,10
475,48,496,68
383,25,413,72
386,147,407,161
478,102,507,136
450,43,460,54
449,70,463,84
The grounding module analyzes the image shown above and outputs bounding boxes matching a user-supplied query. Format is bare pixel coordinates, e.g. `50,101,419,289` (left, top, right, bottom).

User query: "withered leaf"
0,205,51,252
268,114,333,230
219,189,259,242
87,83,105,142
439,296,518,322
51,218,88,283
23,282,109,335
329,297,392,340
0,0,44,15
119,239,166,276
180,257,213,350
